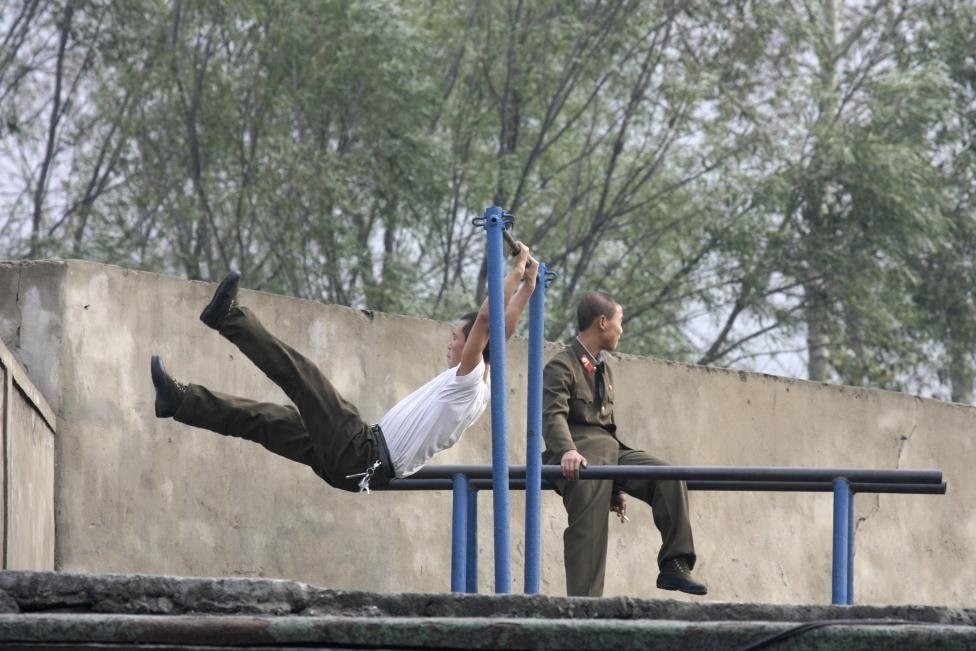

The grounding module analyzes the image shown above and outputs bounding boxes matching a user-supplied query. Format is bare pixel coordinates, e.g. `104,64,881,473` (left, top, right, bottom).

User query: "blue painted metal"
483,206,511,593
523,262,547,594
451,473,468,592
847,489,855,603
466,488,478,593
832,477,851,605
390,464,942,603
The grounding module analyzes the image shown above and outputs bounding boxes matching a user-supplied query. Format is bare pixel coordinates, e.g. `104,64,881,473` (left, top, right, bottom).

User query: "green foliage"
2,0,975,401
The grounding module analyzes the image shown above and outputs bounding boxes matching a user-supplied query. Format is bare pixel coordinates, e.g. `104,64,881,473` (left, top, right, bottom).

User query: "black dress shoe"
151,355,184,418
199,270,241,328
656,557,708,595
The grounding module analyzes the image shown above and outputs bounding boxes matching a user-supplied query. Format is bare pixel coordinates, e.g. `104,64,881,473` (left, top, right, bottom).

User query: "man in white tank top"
150,243,538,492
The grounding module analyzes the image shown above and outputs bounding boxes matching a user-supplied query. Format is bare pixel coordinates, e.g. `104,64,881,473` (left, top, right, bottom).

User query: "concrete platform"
1,571,974,649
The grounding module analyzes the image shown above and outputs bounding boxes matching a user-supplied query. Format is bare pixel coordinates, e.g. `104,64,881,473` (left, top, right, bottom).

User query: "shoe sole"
656,579,708,596
150,355,166,389
199,271,241,327
150,356,177,418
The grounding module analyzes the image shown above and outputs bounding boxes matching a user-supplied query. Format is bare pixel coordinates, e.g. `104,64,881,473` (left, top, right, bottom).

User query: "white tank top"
380,359,491,478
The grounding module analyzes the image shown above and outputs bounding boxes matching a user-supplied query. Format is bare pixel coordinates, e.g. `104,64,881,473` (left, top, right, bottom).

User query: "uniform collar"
572,337,605,375
575,336,604,364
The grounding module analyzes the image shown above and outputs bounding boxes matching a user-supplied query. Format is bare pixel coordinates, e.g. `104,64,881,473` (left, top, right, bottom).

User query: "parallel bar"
852,481,947,494
450,474,468,592
381,478,947,495
410,464,943,484
390,466,943,603
466,488,478,593
523,262,547,595
832,477,851,605
686,480,948,494
483,207,511,594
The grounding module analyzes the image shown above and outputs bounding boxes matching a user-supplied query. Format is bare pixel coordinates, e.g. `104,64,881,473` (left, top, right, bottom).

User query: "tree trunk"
29,0,74,258
803,0,839,383
948,339,974,404
805,278,831,382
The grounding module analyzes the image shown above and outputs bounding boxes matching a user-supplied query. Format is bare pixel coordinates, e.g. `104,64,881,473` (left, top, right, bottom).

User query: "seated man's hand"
611,491,628,523
560,449,587,480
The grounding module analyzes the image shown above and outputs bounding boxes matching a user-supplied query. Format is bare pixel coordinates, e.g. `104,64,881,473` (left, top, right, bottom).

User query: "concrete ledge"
1,613,975,650
0,571,974,649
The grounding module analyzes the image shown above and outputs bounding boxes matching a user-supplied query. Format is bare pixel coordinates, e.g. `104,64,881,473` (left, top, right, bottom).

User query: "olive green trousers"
174,305,387,492
547,434,696,596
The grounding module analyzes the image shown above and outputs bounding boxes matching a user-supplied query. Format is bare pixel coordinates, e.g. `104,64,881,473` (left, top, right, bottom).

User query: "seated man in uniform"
543,290,707,596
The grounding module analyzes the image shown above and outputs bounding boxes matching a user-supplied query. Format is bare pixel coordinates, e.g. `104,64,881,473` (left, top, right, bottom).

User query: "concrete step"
1,571,973,649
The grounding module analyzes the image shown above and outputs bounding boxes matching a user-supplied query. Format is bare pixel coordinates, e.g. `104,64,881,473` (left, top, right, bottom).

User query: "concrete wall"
0,260,970,606
0,328,56,570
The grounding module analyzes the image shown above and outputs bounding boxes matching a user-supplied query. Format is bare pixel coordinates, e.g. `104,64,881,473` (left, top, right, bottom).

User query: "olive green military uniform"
173,305,392,492
542,339,696,596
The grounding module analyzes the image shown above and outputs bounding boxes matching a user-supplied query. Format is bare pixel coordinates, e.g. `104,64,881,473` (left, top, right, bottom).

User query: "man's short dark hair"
577,291,619,332
459,311,490,362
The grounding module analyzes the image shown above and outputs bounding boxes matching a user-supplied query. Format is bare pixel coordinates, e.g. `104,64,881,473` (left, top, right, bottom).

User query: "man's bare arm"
504,256,538,339
456,242,532,376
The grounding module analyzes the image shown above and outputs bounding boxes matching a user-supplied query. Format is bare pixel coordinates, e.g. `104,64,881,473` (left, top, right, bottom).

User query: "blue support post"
483,206,511,593
832,477,851,605
466,488,478,593
524,262,547,594
847,489,855,604
451,473,469,592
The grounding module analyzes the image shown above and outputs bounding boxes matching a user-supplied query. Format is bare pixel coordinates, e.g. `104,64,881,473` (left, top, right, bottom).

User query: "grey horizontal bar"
378,479,947,495
682,480,947,494
406,464,943,484
848,481,947,495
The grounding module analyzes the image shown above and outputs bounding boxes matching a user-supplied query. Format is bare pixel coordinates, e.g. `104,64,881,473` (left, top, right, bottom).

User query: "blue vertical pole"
847,490,855,604
524,262,547,594
831,477,851,605
483,206,511,593
466,488,478,593
451,473,469,592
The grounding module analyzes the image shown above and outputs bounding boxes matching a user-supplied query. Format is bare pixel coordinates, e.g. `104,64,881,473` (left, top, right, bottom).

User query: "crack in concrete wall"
895,403,919,469
14,267,23,350
854,495,880,536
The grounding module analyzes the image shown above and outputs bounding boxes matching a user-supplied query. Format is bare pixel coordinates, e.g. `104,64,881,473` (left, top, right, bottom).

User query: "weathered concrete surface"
0,336,55,570
3,570,976,623
0,260,971,606
2,614,975,650
0,571,973,649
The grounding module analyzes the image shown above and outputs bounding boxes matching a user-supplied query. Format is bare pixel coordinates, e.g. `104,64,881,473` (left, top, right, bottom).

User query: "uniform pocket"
571,386,595,404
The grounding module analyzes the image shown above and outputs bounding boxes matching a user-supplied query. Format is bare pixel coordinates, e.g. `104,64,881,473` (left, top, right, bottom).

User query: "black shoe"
151,355,184,418
656,557,708,596
200,271,241,328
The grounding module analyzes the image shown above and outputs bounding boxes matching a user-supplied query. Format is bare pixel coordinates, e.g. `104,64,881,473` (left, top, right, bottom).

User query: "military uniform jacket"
543,338,628,461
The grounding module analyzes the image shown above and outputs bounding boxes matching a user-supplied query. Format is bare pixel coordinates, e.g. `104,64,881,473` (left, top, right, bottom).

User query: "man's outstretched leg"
151,356,319,471
194,272,383,490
